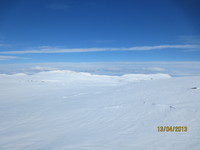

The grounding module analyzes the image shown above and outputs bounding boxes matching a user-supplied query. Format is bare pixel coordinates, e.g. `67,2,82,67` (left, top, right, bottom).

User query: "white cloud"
145,67,165,72
0,56,19,60
0,56,28,61
31,66,57,71
0,44,199,54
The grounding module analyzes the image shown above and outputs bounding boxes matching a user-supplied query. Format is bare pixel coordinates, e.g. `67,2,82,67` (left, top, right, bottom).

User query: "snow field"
0,71,200,150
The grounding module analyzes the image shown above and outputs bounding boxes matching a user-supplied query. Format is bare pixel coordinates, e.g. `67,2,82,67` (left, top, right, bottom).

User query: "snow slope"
0,71,200,150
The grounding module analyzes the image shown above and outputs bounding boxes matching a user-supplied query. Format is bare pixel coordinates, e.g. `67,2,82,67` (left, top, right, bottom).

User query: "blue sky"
0,0,200,63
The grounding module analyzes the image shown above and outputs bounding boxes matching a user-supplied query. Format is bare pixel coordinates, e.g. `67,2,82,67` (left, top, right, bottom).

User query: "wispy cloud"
0,56,20,60
145,67,166,72
0,43,11,47
178,35,200,44
0,44,199,54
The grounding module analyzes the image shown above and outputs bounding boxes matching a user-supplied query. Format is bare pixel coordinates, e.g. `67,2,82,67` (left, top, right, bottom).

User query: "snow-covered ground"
0,70,200,150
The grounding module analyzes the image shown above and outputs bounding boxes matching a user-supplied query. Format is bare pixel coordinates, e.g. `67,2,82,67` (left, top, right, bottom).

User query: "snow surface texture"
0,70,200,150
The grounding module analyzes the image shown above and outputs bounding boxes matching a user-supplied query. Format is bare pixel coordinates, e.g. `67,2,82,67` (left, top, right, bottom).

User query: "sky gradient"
0,0,200,63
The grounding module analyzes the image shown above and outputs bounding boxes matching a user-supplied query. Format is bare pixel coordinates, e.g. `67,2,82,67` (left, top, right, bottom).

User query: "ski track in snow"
0,71,200,150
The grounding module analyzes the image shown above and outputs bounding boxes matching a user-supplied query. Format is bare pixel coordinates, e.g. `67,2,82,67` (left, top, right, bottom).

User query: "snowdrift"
0,71,199,150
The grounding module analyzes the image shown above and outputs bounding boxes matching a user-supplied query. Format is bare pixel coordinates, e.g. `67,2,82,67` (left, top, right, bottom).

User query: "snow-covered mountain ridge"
0,70,171,85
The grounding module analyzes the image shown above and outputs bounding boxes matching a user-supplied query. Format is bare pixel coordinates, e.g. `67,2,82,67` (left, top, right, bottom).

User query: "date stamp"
157,126,188,132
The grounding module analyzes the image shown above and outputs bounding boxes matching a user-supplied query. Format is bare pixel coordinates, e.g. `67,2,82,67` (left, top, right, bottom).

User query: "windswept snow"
0,71,200,150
